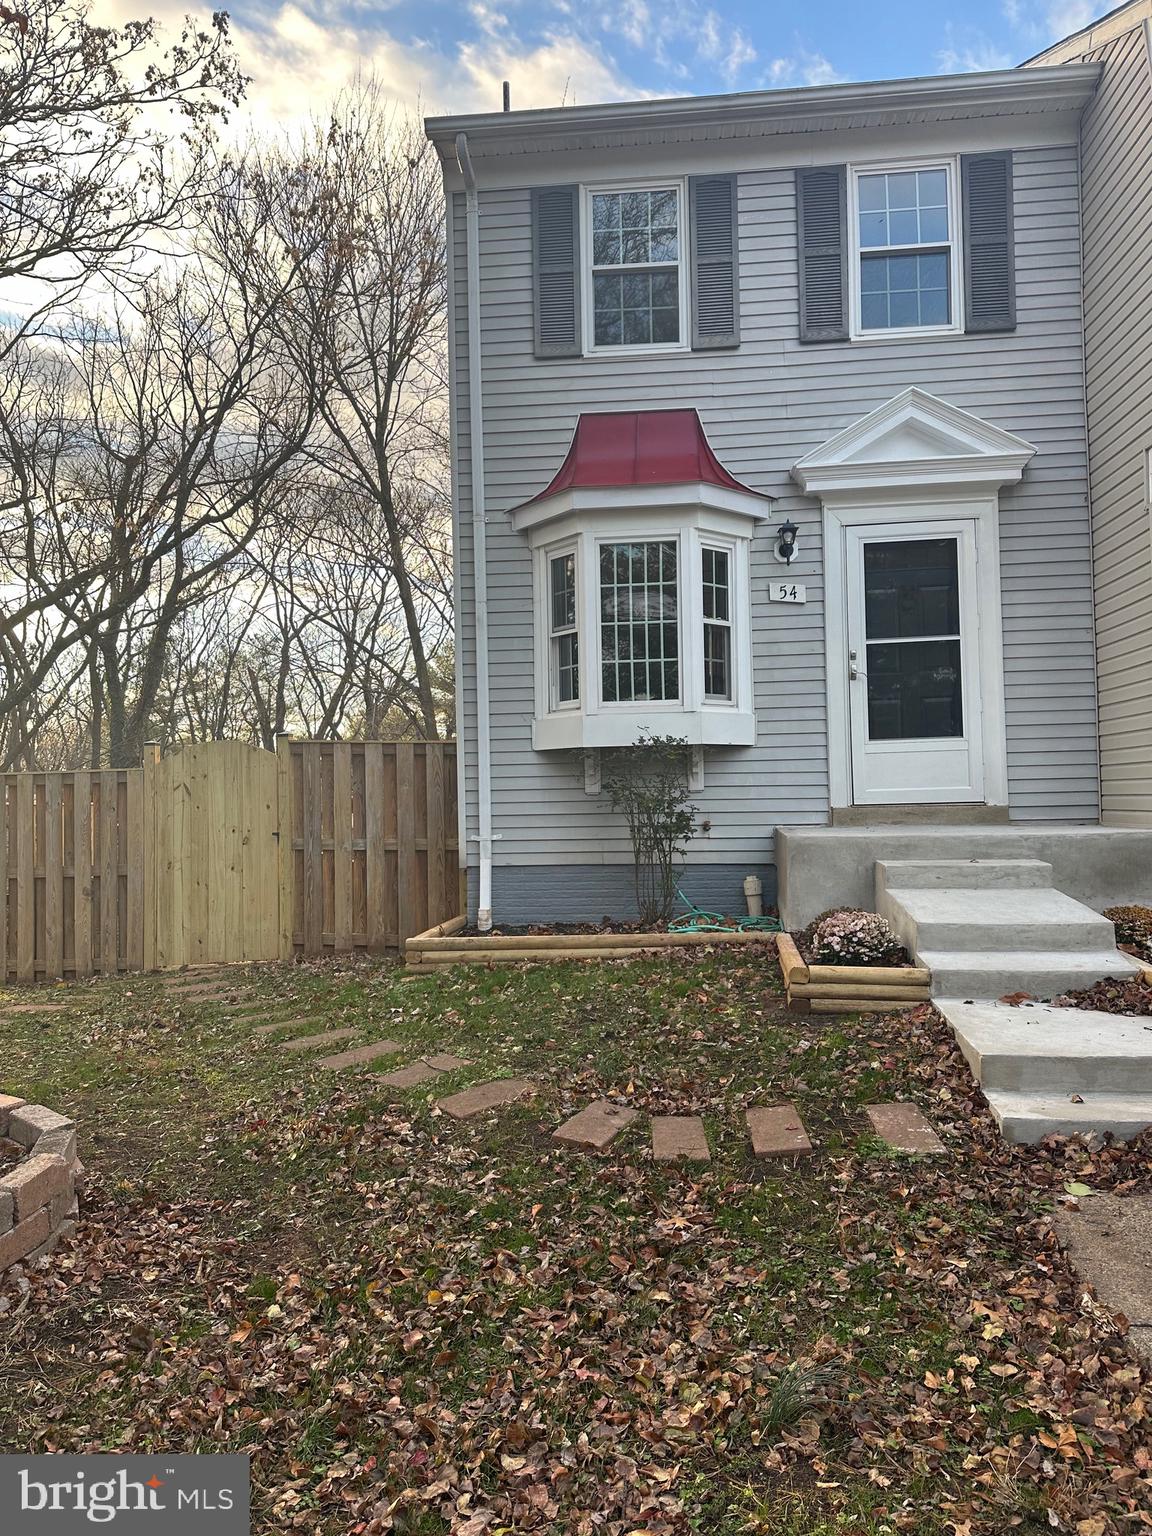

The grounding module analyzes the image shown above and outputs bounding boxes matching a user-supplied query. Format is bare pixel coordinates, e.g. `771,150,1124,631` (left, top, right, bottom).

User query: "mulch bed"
1050,973,1152,1015
460,914,778,938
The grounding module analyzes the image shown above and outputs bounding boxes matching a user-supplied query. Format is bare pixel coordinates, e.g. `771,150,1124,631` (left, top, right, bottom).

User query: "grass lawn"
2,949,1150,1535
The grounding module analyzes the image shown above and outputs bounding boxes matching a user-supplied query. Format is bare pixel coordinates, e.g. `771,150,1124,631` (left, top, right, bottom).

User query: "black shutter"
962,152,1016,333
531,185,581,358
689,173,740,349
796,165,848,343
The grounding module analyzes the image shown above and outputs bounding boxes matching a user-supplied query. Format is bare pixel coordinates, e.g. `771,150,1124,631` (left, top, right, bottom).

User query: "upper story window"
585,183,688,352
849,161,961,339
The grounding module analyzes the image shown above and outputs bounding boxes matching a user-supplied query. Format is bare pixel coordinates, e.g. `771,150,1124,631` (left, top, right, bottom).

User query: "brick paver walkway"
378,1054,471,1090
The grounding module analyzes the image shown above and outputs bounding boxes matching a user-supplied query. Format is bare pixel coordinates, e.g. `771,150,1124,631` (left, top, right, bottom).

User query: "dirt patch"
1050,974,1152,1014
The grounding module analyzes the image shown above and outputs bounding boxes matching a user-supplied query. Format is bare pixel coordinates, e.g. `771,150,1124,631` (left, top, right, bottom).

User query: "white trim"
823,497,1009,808
511,480,771,534
580,177,690,357
792,387,1036,499
847,156,963,342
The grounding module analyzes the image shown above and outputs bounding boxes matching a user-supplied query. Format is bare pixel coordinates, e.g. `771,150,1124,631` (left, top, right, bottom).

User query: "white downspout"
457,132,494,931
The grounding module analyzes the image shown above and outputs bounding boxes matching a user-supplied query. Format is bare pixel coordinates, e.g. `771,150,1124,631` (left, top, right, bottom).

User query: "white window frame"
581,178,691,357
527,509,755,750
594,531,685,711
700,539,736,703
847,156,963,343
546,544,580,712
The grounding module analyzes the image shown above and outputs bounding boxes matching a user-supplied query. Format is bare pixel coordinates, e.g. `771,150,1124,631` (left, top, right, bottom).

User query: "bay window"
523,512,758,750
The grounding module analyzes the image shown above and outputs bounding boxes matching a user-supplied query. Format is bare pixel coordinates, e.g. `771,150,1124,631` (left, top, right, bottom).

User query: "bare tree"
221,85,452,738
0,0,243,315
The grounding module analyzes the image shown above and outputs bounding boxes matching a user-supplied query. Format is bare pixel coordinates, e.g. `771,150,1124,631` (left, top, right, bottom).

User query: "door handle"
848,649,859,682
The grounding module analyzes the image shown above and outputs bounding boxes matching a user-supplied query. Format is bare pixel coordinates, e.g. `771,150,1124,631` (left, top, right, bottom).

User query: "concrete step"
878,886,1119,955
984,1089,1152,1145
941,999,1152,1093
920,948,1143,1001
875,858,1053,894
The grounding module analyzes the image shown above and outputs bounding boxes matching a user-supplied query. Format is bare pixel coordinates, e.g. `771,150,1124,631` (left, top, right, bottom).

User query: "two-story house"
426,54,1152,937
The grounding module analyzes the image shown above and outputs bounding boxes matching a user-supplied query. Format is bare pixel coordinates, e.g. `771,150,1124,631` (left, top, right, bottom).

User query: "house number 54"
769,581,806,604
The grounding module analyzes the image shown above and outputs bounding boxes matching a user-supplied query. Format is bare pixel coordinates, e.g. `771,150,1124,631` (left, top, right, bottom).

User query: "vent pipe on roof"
502,80,510,112
455,132,494,932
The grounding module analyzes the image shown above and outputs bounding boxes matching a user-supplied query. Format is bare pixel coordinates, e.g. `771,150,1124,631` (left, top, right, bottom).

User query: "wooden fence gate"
0,739,460,981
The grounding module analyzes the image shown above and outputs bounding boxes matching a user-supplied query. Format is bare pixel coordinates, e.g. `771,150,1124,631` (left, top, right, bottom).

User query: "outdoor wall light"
774,519,799,565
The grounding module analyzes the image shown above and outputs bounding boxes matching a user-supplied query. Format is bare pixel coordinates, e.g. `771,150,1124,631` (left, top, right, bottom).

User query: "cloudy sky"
89,0,1101,126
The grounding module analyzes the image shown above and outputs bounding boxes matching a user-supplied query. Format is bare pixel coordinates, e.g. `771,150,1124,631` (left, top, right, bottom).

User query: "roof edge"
425,61,1100,153
1022,0,1148,66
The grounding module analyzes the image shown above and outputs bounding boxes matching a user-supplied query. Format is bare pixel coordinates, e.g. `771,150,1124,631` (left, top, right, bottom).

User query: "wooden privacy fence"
0,769,144,982
0,740,460,981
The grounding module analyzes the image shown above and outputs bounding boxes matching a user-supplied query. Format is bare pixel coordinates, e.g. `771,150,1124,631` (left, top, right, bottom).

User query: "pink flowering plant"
808,908,904,966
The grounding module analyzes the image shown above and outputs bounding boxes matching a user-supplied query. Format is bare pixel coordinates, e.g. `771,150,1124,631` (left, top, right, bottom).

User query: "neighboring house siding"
451,142,1097,916
1032,10,1152,826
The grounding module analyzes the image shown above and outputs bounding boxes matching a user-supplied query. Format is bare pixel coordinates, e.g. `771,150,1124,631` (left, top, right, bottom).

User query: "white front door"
845,521,984,804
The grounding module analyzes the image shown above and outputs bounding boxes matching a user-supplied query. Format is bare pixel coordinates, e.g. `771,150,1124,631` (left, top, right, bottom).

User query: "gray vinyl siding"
1031,9,1152,825
451,139,1097,899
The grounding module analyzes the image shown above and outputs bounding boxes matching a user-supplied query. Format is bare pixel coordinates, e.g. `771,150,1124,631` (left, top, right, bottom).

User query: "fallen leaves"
2,958,1152,1535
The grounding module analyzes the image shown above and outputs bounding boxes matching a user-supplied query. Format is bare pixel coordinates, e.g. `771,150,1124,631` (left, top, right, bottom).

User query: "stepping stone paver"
422,1053,470,1072
1055,1193,1152,1361
279,1027,357,1053
651,1115,710,1163
251,1017,314,1035
747,1104,813,1158
317,1039,402,1069
378,1061,441,1089
438,1077,535,1119
553,1099,637,1151
3,1002,67,1014
865,1102,946,1154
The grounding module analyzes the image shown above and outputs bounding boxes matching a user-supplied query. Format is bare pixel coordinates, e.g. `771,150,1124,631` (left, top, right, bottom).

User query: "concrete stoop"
939,999,1152,1144
875,859,1142,1002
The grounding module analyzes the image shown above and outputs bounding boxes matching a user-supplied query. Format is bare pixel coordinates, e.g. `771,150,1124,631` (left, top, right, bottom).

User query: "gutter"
456,131,494,932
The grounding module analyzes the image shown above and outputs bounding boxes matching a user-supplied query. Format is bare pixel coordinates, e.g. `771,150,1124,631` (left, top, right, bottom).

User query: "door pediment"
792,387,1036,499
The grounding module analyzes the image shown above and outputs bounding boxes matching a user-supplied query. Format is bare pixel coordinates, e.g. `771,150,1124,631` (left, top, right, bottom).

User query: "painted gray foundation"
468,862,778,926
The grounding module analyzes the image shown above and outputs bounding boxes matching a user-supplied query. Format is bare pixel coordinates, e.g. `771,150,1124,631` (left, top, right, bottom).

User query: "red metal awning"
517,409,767,506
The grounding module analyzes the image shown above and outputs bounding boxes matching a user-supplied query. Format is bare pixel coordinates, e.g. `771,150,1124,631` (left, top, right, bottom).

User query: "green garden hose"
668,886,782,934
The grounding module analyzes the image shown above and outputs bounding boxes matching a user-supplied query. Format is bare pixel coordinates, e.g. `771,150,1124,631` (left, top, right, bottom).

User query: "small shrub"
600,732,697,927
808,908,903,966
1103,904,1152,955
